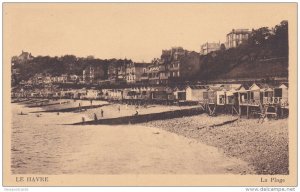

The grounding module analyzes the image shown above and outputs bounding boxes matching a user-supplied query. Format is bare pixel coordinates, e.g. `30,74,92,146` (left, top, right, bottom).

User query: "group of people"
92,104,139,121
93,109,104,121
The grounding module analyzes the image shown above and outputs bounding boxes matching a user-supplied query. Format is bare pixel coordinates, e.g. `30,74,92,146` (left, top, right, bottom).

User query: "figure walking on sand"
118,105,121,112
134,110,139,116
101,109,104,117
94,113,98,121
78,102,81,111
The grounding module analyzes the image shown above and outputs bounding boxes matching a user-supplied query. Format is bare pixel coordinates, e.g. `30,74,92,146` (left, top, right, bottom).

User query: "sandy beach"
11,101,255,174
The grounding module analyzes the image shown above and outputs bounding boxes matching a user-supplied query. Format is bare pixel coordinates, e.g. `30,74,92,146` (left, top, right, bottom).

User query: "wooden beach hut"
139,86,152,101
274,83,288,107
242,83,269,106
223,84,244,105
151,86,168,101
203,85,224,104
185,85,208,102
173,86,186,101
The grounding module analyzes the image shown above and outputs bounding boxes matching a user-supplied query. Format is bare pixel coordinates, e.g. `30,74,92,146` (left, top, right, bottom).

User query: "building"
107,62,117,83
11,50,34,64
83,66,95,83
160,47,186,81
69,74,80,83
116,62,127,83
57,74,68,83
185,85,208,101
125,62,150,84
226,29,251,48
160,47,200,82
107,60,129,84
200,42,221,55
147,62,161,85
83,65,105,84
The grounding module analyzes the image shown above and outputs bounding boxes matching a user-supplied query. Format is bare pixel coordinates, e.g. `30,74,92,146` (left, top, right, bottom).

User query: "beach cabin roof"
249,83,267,91
249,83,276,92
174,85,186,91
150,86,165,91
265,87,273,92
210,84,224,87
186,85,208,90
238,86,248,92
279,83,288,89
164,86,173,92
223,84,243,91
207,86,225,92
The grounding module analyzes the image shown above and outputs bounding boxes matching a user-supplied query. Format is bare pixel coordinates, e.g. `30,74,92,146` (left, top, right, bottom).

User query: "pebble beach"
142,114,289,175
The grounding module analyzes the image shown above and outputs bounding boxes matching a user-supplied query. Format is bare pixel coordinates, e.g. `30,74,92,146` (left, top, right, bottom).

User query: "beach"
11,100,256,174
142,115,289,175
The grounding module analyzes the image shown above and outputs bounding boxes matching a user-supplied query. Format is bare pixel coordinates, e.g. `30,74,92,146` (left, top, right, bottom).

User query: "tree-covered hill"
197,21,288,81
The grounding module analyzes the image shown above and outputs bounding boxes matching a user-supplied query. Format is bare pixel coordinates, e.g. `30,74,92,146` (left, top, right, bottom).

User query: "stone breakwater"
72,107,204,125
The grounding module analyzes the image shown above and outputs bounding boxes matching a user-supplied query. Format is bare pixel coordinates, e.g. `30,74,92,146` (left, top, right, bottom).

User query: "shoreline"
11,102,255,174
11,99,289,175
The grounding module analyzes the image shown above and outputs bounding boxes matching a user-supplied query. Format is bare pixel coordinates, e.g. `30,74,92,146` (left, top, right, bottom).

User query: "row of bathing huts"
13,82,289,118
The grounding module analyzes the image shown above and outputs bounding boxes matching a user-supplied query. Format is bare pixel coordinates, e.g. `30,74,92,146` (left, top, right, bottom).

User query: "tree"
248,27,272,47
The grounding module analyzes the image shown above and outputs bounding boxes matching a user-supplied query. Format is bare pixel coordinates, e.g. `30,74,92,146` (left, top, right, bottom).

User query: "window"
274,89,282,97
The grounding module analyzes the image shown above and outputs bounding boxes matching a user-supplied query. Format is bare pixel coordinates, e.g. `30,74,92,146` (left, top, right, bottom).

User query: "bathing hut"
73,89,87,99
139,86,151,100
223,84,244,105
274,83,288,107
151,86,168,101
85,89,100,100
203,85,224,104
216,90,226,105
165,86,175,102
200,85,224,115
173,86,186,101
241,83,270,106
108,89,122,101
185,85,208,101
123,88,136,100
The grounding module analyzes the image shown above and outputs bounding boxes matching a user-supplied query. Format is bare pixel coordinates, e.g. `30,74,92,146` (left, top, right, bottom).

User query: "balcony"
140,76,149,80
149,76,160,80
168,64,180,71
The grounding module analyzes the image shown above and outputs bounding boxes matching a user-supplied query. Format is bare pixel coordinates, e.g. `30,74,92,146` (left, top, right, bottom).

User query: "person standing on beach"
78,102,81,111
101,109,104,117
134,110,138,116
94,113,98,121
118,105,121,113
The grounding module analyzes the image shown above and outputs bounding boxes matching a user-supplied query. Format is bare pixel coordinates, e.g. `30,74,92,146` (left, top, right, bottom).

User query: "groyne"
31,104,110,113
72,107,204,125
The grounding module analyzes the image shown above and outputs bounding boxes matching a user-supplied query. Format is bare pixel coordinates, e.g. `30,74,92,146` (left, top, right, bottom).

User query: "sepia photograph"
2,2,297,187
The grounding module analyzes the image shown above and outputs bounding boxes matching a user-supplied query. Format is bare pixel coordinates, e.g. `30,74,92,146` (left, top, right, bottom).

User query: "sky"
4,3,295,62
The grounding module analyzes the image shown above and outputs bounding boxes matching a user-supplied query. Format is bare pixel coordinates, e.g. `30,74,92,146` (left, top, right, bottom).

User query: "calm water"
11,102,253,174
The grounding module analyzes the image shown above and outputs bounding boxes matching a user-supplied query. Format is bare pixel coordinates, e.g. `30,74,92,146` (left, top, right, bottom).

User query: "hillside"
196,21,288,81
220,57,288,79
